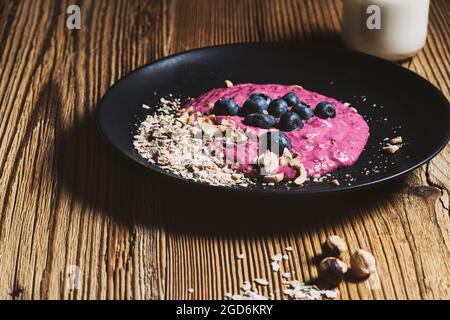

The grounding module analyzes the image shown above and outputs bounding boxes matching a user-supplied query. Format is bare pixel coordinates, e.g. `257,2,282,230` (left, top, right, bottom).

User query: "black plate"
98,43,450,195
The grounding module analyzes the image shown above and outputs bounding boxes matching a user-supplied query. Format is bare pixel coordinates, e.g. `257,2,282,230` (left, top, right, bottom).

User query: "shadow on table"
159,179,407,235
54,108,409,236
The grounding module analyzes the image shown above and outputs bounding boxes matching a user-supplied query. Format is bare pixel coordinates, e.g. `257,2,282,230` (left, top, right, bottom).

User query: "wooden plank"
0,0,166,300
0,0,448,300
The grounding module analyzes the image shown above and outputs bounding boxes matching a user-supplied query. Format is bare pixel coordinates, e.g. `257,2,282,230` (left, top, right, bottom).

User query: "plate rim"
98,42,450,195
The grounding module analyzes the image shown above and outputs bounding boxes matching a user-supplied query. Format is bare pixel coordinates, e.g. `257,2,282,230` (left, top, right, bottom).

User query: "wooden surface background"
0,0,449,300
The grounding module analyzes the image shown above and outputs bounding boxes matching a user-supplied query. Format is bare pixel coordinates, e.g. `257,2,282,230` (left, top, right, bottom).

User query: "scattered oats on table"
271,261,280,272
271,254,283,262
283,280,339,300
224,253,340,300
237,253,245,260
254,278,269,286
241,281,252,292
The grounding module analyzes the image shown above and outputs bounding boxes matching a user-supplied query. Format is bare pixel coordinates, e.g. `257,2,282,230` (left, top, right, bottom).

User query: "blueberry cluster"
211,92,336,132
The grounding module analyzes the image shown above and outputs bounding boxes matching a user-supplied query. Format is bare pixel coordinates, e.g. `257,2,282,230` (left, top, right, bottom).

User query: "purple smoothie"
185,83,369,179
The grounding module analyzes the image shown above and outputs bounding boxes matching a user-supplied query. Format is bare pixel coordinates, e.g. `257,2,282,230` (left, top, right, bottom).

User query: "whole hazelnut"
324,235,348,257
319,257,348,287
350,249,376,278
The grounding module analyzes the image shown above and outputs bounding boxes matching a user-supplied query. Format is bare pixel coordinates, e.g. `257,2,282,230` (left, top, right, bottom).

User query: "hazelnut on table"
350,249,377,278
319,257,348,288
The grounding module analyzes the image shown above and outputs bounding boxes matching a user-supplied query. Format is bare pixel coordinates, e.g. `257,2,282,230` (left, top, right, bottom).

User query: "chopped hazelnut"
257,150,279,175
383,145,400,154
231,173,242,181
294,164,307,185
389,136,403,145
283,148,293,159
224,80,234,88
289,156,302,169
279,149,294,166
330,179,340,186
263,173,284,184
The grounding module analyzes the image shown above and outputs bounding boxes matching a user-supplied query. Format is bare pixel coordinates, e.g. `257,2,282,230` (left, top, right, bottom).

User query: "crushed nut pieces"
389,136,403,145
294,164,307,185
383,136,403,154
224,80,234,88
330,179,340,186
257,150,279,175
263,173,284,183
383,145,400,154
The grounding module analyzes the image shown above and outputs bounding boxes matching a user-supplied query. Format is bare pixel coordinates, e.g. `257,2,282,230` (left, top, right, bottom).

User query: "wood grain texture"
0,0,448,300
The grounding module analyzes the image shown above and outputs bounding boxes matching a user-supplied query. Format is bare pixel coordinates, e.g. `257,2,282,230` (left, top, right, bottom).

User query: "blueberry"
212,98,239,116
292,103,315,120
249,93,272,105
268,99,289,117
241,95,270,115
259,131,292,156
315,101,336,119
279,111,303,132
282,92,300,106
244,113,276,129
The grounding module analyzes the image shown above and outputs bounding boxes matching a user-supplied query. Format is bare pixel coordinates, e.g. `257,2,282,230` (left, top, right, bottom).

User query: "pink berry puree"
185,83,369,179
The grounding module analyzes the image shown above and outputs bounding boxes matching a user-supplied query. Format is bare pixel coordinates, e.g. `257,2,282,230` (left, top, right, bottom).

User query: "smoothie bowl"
99,44,450,195
134,81,372,188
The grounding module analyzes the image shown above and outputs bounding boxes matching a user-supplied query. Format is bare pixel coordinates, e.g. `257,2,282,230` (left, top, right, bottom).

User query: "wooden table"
0,0,449,300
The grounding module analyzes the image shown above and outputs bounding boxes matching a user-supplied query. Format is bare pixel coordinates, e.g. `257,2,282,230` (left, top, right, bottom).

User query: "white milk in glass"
342,0,430,61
